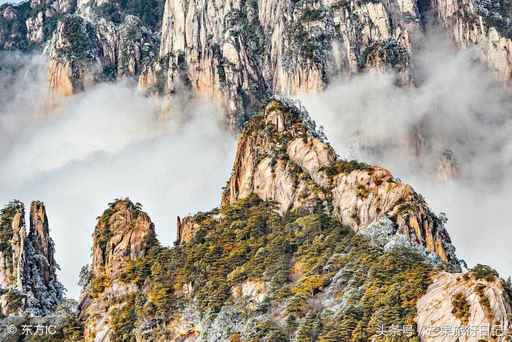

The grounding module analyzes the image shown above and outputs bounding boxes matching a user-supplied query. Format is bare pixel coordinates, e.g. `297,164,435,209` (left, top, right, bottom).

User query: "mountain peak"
220,99,458,266
91,198,157,278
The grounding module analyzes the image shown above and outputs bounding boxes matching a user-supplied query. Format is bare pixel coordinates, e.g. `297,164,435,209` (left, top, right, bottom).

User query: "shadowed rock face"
0,201,63,316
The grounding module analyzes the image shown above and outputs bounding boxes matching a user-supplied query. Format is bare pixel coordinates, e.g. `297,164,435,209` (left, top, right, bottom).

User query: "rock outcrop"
0,100,504,341
46,12,159,96
417,266,512,341
143,0,420,129
90,199,157,277
0,201,63,316
209,99,457,265
0,0,76,50
80,198,158,341
4,0,512,128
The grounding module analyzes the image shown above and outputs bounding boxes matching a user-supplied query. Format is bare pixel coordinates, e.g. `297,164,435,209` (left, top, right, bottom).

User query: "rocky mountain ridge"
1,0,512,340
3,0,512,128
1,99,509,341
76,99,510,341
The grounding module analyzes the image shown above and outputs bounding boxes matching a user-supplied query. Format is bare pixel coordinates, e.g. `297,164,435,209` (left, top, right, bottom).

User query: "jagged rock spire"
0,201,63,316
80,198,159,341
28,201,58,285
0,201,26,290
91,198,158,278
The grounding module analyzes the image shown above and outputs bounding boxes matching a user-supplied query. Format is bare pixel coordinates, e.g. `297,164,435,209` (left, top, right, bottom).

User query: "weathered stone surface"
147,0,419,129
430,0,512,86
417,270,512,341
91,199,157,277
0,0,76,50
176,216,199,245
0,201,63,316
80,199,158,341
46,13,159,97
0,201,26,292
3,0,512,131
221,99,458,264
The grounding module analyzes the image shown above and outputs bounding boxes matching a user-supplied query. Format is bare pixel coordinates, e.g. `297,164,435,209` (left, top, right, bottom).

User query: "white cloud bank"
300,33,512,280
0,53,235,298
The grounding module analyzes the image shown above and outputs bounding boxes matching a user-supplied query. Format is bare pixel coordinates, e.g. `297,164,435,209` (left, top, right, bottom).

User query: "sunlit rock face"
46,13,159,97
0,201,63,317
146,0,419,129
80,199,158,341
73,100,510,341
5,0,512,134
90,199,157,278
212,99,457,265
417,268,512,342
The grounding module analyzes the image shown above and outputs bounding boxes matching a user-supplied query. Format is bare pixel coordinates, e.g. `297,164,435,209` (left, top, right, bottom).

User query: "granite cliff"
73,100,510,341
0,99,505,341
3,0,512,128
0,200,63,317
1,0,512,340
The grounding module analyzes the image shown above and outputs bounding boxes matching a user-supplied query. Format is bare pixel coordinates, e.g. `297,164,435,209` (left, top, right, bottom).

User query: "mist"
1,30,511,299
300,33,512,280
0,53,235,298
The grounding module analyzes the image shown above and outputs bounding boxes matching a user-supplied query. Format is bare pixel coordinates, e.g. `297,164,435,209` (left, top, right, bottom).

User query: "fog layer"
300,33,512,280
0,54,235,297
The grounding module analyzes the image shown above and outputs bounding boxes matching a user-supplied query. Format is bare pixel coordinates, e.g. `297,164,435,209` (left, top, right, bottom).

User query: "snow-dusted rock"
417,271,512,341
0,201,64,317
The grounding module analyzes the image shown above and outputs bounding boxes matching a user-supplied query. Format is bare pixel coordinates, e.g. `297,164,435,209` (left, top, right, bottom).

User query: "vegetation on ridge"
82,195,437,341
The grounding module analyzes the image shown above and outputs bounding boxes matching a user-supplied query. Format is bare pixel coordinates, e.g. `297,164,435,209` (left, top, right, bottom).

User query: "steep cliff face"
80,199,158,341
0,99,505,341
149,0,512,128
0,0,76,50
430,0,512,85
212,99,457,265
46,11,159,96
0,95,497,340
4,0,512,128
417,265,512,341
145,0,420,128
0,201,26,295
0,201,63,317
90,199,157,277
